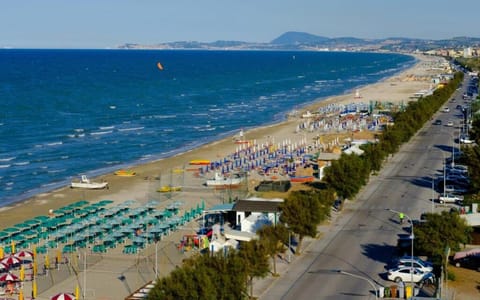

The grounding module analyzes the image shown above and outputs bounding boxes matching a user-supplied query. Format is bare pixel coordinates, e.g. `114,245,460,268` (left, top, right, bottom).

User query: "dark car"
452,255,480,272
397,234,414,256
433,119,442,125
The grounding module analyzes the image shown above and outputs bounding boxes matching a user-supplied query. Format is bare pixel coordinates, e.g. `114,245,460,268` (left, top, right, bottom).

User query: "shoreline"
0,53,447,229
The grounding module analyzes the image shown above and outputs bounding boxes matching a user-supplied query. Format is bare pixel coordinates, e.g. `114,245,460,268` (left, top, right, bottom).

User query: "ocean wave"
151,114,177,119
0,157,15,162
99,126,115,130
90,130,113,136
13,161,30,166
0,164,11,168
47,169,66,174
118,127,144,132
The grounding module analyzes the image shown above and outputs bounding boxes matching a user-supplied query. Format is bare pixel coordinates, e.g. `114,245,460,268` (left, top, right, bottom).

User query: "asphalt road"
261,76,470,300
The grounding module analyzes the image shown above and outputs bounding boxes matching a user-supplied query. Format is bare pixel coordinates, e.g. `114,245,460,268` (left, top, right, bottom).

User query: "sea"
0,49,415,206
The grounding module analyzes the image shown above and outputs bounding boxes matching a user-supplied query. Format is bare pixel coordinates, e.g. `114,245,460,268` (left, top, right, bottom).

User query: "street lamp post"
155,239,158,278
333,270,378,299
430,174,435,213
386,209,414,289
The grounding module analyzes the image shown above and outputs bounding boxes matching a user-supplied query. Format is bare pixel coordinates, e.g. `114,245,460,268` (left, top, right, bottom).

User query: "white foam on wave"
118,127,144,132
46,141,63,146
47,169,66,174
99,126,115,130
13,161,30,166
0,157,15,162
0,164,11,168
90,130,113,136
151,114,177,119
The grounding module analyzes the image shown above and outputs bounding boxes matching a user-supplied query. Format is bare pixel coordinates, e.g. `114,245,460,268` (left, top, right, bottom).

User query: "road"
260,76,469,300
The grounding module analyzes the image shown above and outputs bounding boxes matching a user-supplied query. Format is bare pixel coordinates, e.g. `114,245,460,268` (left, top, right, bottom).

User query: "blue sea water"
0,49,415,205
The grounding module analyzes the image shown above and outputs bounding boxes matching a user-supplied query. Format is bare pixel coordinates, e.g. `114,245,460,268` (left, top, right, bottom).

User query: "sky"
1,0,479,48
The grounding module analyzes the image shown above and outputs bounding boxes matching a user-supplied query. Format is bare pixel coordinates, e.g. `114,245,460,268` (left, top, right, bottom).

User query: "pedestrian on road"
399,212,405,224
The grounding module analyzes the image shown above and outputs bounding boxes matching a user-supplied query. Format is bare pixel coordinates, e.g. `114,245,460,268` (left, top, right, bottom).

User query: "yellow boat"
114,170,136,177
157,185,182,193
189,160,210,165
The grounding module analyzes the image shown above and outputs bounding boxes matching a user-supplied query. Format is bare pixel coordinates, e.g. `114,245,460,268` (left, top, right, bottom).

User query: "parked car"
387,266,432,283
451,248,480,271
444,185,468,194
433,119,442,125
438,193,463,204
460,135,474,144
446,168,468,175
443,107,450,113
393,256,433,267
452,256,480,272
397,234,414,256
447,165,468,171
394,260,433,273
446,120,454,127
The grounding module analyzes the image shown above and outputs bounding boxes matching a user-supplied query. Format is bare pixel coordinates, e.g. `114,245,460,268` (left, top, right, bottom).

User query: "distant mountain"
118,31,480,52
271,31,329,45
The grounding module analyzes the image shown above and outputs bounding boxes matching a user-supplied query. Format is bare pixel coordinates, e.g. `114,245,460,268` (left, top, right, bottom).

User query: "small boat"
157,62,164,70
289,175,315,183
189,160,210,165
157,185,182,193
71,175,109,189
205,172,244,186
114,170,136,177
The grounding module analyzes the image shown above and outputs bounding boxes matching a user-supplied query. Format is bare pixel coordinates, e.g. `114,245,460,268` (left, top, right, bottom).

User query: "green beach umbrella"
2,227,20,234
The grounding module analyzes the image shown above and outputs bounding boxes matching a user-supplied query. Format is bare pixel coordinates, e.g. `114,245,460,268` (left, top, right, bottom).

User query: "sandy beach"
0,53,449,299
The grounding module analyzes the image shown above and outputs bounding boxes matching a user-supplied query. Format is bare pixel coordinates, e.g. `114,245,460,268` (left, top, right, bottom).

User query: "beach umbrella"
0,272,19,282
14,250,34,260
18,288,24,300
0,246,4,259
75,285,80,300
0,261,9,272
1,255,20,266
50,293,76,300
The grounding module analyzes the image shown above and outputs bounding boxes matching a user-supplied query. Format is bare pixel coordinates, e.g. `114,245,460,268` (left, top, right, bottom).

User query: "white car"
443,107,450,112
460,135,474,144
387,266,431,283
438,193,463,204
395,260,433,273
446,120,454,127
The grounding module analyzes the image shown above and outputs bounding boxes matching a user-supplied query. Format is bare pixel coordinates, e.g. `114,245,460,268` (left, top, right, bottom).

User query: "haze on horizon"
1,0,479,49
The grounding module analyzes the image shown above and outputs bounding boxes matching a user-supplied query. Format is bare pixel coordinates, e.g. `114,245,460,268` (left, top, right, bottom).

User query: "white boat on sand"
205,172,244,187
71,175,109,189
